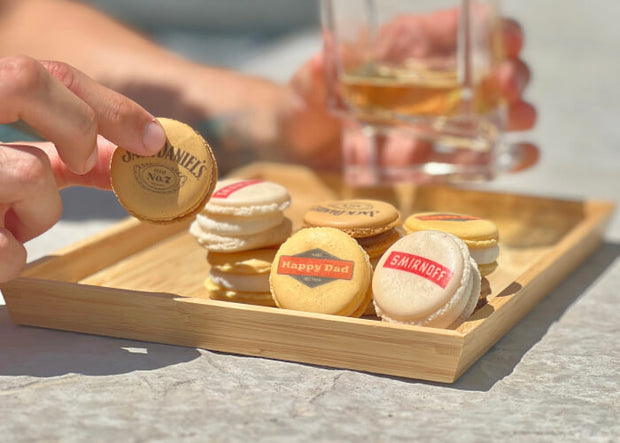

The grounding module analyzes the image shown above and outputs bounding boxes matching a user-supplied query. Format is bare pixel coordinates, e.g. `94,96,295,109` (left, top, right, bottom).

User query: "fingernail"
84,145,99,173
143,119,166,154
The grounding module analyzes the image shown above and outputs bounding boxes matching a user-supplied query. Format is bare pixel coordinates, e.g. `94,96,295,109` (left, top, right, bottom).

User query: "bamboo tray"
1,163,614,383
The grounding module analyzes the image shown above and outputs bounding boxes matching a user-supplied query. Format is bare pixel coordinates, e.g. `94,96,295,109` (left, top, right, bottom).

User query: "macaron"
372,230,481,329
270,227,372,317
205,179,291,216
207,248,278,275
191,218,292,252
189,179,292,252
204,278,276,307
303,199,402,260
204,248,278,307
403,212,499,277
110,117,217,224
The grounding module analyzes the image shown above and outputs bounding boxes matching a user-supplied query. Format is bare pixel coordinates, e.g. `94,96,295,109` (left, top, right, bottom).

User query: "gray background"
1,1,619,441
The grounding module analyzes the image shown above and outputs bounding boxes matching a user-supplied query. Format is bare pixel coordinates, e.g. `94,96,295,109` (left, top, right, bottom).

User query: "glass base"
341,120,506,187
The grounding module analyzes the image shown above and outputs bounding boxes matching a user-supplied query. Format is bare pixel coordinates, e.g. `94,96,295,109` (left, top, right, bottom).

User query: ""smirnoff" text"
383,251,453,288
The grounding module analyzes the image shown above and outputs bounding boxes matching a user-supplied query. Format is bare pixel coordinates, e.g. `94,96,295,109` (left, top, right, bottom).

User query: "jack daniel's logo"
310,201,379,218
277,248,354,288
121,140,209,180
133,163,187,193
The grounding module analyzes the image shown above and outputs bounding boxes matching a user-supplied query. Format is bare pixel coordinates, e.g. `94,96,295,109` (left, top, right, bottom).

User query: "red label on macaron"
278,256,353,280
212,179,262,199
383,251,453,288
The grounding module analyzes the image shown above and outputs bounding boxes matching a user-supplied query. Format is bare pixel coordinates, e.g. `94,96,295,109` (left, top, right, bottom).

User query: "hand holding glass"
321,0,506,185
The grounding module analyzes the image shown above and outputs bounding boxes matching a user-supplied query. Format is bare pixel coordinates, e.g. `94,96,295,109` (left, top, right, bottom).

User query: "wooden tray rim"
2,187,615,382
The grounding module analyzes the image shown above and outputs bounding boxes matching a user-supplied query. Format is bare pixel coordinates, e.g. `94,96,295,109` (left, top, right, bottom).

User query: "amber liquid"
340,64,501,120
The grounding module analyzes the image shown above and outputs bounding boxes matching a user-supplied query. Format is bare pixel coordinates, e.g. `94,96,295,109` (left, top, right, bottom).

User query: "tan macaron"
403,212,499,276
110,118,217,224
303,199,402,259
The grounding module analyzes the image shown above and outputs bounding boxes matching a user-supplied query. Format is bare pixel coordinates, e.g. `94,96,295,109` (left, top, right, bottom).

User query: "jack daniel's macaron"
372,230,481,329
270,227,372,317
110,118,217,223
303,199,402,262
403,212,500,276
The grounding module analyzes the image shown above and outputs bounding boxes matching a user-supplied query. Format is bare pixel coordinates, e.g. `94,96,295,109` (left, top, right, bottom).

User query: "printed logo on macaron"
383,251,453,289
416,213,480,222
133,163,187,193
309,201,380,218
212,179,263,199
277,248,354,288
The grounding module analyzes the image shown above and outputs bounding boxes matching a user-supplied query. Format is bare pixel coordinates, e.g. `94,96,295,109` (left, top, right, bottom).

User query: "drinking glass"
321,0,507,185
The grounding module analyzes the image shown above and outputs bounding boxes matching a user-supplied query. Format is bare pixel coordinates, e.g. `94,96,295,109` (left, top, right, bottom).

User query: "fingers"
498,58,531,104
0,226,27,283
507,101,537,131
497,58,536,132
289,53,327,105
0,144,62,282
30,136,115,190
0,56,97,174
0,144,62,244
502,18,524,59
0,56,165,176
41,60,166,156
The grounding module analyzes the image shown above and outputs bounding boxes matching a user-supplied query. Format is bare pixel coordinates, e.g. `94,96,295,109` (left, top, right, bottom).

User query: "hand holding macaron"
0,56,167,282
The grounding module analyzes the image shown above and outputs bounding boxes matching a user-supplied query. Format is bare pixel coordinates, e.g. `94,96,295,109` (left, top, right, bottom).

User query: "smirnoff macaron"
270,227,372,317
372,230,481,329
110,118,217,224
403,212,500,276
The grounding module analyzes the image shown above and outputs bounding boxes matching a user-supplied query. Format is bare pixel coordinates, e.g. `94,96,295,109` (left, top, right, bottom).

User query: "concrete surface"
1,1,619,441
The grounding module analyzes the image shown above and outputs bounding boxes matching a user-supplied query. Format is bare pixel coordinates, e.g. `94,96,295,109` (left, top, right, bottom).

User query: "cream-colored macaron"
189,178,292,252
190,217,292,252
372,230,481,329
205,179,291,216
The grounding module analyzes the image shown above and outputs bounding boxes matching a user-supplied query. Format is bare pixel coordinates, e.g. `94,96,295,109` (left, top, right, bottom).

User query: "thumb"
33,136,115,190
290,53,327,105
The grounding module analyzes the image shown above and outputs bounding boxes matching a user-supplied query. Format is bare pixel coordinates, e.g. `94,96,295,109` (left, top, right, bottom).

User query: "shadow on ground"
0,305,201,377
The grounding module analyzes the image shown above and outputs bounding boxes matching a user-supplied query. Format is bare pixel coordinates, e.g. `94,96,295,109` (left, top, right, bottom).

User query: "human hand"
287,16,537,171
0,56,166,282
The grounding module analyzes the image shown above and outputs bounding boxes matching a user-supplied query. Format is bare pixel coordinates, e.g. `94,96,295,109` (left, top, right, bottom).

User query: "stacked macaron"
372,230,481,329
402,212,499,276
190,178,292,305
403,212,499,305
302,199,402,267
270,227,373,317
